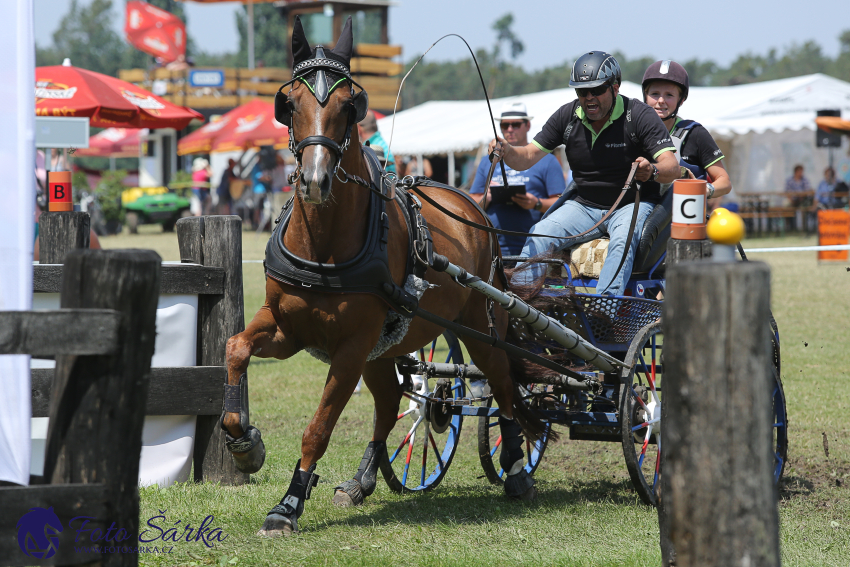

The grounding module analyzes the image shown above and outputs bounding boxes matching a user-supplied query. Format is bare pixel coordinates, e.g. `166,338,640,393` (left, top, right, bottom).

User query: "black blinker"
275,90,292,126
353,90,369,123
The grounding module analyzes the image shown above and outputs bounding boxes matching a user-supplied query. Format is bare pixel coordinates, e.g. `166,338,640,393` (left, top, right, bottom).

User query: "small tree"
96,169,128,225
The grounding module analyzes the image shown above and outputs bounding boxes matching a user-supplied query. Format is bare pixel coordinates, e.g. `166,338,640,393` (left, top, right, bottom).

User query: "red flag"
125,1,186,64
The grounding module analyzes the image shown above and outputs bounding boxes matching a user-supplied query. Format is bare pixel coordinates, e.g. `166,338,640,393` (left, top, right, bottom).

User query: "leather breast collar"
264,146,429,317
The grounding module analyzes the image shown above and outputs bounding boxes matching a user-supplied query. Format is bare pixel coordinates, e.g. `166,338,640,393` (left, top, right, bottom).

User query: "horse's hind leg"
333,357,401,507
461,316,539,501
223,305,298,474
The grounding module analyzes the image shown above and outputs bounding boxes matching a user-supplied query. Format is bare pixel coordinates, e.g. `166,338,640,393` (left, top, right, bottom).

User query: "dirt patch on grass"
779,455,850,502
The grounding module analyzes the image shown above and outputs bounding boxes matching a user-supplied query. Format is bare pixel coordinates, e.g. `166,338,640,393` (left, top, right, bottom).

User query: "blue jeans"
512,200,654,295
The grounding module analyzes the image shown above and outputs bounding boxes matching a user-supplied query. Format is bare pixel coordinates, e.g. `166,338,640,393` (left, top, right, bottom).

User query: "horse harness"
266,145,437,317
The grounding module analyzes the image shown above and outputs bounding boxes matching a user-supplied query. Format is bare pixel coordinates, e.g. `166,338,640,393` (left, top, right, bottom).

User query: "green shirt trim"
705,155,724,168
653,147,675,160
531,140,552,154
576,95,625,148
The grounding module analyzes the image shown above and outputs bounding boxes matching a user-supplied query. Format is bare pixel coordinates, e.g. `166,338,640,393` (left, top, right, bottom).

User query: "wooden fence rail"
29,212,247,487
0,249,161,567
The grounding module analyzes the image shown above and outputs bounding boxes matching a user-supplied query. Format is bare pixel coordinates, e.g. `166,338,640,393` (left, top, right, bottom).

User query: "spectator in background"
191,157,211,216
785,164,812,207
251,160,270,229
815,167,849,208
357,111,395,173
216,158,237,215
270,152,293,217
400,155,433,178
470,102,565,257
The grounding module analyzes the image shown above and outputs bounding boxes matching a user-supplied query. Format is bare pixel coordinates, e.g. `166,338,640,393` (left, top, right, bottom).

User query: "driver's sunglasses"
500,121,526,130
576,85,609,98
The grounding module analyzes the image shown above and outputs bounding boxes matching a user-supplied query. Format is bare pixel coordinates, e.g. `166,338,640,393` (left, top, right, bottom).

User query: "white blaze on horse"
219,16,546,537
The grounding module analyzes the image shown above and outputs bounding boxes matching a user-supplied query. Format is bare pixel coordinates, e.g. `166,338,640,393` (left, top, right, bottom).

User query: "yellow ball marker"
706,209,745,261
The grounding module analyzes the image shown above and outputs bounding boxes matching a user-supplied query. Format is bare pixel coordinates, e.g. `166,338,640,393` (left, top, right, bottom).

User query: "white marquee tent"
378,73,850,196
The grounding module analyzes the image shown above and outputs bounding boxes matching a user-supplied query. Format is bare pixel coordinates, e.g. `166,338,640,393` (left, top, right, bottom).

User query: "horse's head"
275,16,369,204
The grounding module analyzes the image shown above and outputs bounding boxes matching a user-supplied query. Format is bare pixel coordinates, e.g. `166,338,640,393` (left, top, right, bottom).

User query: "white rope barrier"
240,244,850,263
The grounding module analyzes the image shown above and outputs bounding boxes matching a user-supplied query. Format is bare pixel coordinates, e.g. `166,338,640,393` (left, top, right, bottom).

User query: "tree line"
36,3,850,108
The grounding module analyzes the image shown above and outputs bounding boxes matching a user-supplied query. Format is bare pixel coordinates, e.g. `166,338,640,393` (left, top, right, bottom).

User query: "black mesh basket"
573,294,662,348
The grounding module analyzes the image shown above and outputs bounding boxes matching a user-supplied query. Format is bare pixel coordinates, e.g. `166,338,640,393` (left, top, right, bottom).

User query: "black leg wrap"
503,468,536,499
259,459,320,536
223,373,250,432
498,416,526,473
220,374,265,474
333,441,386,506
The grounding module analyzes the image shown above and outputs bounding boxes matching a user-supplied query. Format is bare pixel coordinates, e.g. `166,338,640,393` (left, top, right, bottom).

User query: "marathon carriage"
382,188,789,506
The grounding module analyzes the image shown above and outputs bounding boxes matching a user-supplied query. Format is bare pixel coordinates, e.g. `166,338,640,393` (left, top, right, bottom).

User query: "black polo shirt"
533,95,676,209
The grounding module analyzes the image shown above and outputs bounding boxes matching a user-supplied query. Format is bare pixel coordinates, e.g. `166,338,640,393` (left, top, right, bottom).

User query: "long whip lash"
386,34,510,189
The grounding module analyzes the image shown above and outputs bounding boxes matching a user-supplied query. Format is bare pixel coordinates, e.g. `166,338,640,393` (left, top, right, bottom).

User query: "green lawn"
99,227,850,566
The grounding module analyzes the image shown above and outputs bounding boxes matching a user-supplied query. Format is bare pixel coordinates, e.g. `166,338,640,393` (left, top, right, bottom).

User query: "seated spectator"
816,167,849,208
216,158,237,214
785,164,812,207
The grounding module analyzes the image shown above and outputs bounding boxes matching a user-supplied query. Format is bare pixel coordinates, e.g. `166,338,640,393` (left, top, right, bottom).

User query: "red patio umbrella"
177,99,288,155
36,63,202,129
125,1,186,64
211,99,288,153
75,128,145,158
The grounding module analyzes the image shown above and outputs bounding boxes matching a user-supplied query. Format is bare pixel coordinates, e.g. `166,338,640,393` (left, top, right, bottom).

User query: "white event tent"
379,73,850,197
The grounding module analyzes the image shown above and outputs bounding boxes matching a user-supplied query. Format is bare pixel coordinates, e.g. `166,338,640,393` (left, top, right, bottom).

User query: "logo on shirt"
605,142,626,148
656,137,671,145
714,149,722,156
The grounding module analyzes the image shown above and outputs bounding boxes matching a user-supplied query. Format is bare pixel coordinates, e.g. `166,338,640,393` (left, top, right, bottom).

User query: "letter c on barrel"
671,179,707,239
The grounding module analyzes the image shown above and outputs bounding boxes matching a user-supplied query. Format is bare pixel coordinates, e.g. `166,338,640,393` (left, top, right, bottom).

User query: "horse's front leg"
333,357,401,507
258,344,368,537
223,305,298,474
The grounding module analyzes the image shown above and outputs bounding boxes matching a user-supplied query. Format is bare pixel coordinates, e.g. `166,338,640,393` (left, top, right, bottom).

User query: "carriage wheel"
621,319,790,506
477,390,550,485
381,331,464,493
620,320,663,506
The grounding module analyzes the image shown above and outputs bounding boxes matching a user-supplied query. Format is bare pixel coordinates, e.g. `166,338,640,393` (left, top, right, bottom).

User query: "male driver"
492,51,679,295
357,110,396,173
470,102,565,256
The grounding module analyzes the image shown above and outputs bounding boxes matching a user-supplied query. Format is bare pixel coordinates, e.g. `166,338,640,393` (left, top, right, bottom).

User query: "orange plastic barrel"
671,179,707,239
48,171,73,212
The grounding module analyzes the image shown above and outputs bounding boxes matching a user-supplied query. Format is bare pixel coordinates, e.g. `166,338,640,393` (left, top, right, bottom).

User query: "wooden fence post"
662,260,779,567
176,216,248,485
42,249,160,567
38,212,90,264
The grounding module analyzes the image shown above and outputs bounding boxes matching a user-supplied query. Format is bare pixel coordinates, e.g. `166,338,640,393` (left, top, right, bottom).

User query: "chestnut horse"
221,16,543,537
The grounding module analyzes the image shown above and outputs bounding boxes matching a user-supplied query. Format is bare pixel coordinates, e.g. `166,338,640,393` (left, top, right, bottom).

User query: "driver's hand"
634,157,654,182
488,137,509,162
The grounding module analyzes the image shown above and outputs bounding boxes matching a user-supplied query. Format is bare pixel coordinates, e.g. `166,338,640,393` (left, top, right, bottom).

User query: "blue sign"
188,70,225,88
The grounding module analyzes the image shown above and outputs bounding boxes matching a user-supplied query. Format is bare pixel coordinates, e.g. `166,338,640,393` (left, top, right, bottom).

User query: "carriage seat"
561,187,672,278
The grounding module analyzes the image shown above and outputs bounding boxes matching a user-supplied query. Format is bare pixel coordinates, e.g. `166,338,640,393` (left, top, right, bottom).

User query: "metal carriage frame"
380,245,789,507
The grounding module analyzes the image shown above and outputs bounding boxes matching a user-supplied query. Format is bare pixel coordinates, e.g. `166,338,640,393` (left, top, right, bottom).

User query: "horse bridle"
275,47,369,181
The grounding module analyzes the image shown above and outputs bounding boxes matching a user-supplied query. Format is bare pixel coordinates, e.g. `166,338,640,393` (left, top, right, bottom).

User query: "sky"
34,0,849,71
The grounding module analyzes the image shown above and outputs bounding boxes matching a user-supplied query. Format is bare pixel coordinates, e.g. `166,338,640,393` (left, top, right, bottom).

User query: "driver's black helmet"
569,51,622,88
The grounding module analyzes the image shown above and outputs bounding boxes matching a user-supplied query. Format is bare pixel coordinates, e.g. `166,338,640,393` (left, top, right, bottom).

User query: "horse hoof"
257,513,295,537
333,490,355,507
518,485,538,502
333,479,364,507
228,427,266,474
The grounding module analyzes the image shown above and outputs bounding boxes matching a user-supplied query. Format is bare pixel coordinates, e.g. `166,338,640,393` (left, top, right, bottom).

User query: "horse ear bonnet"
291,16,312,68
353,90,369,123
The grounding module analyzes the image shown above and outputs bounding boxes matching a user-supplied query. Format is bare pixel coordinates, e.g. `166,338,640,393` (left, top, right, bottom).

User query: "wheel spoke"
489,434,502,458
401,430,417,486
420,424,429,487
397,408,415,421
390,416,423,464
637,424,653,468
428,339,437,363
630,386,650,411
428,431,445,470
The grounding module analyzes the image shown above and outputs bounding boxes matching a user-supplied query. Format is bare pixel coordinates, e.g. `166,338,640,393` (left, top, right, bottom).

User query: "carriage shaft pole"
430,255,623,372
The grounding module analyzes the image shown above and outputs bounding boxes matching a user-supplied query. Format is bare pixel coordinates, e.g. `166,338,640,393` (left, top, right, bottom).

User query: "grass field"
100,226,850,566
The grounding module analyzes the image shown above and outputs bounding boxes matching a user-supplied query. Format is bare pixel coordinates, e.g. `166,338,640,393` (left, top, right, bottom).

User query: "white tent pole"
447,151,455,186
247,0,255,70
416,153,424,176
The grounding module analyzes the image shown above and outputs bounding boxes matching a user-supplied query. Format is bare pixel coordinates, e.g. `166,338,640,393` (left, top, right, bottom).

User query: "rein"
402,163,640,243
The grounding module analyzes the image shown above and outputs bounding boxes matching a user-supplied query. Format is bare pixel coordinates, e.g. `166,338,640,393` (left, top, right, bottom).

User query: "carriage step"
569,423,621,442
